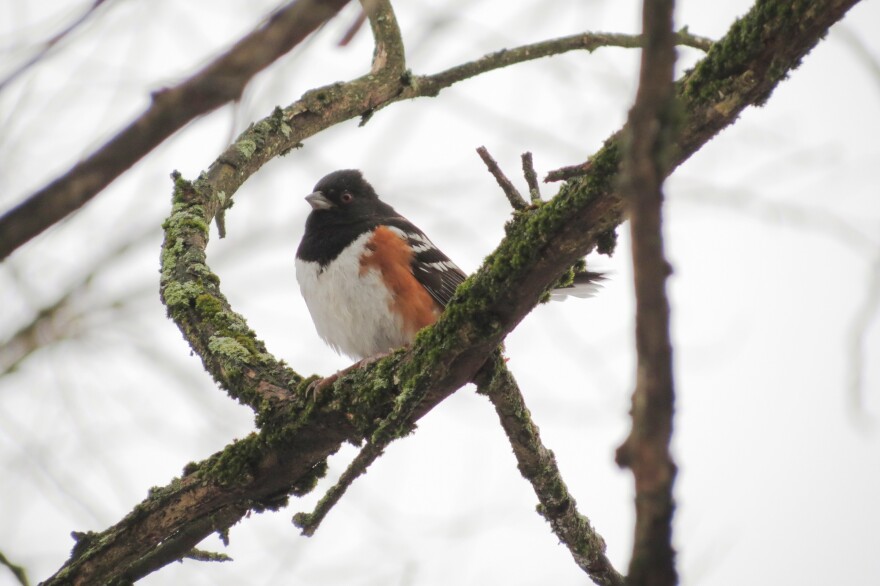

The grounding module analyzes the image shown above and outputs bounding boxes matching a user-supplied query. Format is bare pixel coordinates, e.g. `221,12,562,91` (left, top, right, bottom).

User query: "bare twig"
614,0,678,584
0,550,29,586
0,0,350,260
475,354,624,586
415,29,711,95
521,152,542,203
673,26,714,52
476,147,528,210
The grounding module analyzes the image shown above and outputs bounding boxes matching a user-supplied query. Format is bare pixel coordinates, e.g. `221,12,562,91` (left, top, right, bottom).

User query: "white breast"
295,231,410,360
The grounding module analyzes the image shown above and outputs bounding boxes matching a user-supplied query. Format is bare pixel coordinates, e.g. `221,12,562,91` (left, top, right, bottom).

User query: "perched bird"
295,169,601,361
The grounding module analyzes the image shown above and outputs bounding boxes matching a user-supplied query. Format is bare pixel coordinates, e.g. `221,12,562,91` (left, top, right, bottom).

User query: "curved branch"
42,1,861,584
0,24,712,261
411,28,711,95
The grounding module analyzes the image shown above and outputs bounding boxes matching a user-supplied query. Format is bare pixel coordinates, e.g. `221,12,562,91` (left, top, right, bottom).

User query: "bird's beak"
305,191,333,210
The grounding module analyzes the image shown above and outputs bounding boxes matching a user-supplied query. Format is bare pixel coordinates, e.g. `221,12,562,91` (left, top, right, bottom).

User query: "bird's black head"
304,169,385,223
298,170,399,264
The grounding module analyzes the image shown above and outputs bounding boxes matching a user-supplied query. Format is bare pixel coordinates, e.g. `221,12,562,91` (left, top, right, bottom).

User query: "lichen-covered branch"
614,0,678,584
42,1,861,584
475,354,624,586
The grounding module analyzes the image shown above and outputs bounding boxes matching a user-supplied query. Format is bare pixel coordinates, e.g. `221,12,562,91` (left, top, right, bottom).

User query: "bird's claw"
302,351,391,402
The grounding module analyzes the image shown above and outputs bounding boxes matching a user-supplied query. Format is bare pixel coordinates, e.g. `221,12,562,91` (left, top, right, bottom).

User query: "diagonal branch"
474,353,624,586
613,0,678,584
0,0,351,260
42,1,861,584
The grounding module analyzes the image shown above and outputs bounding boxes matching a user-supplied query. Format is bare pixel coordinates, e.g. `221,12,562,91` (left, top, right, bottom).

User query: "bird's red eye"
340,192,353,203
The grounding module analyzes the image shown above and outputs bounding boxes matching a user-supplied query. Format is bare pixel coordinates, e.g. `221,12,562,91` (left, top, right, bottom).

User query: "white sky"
1,1,878,585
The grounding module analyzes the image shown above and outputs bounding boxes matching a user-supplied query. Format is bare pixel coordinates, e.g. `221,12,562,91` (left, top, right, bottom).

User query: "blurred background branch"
0,0,350,260
614,0,678,584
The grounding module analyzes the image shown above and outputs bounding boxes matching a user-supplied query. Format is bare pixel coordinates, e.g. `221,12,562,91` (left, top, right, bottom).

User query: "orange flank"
360,226,440,336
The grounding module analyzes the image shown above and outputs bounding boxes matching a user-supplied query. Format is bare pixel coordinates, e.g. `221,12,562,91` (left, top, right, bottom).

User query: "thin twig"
414,29,712,96
474,354,624,586
476,147,528,210
521,152,542,203
614,0,678,584
293,442,384,536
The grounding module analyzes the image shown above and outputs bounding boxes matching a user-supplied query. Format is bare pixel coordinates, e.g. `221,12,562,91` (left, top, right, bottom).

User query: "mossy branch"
42,1,861,584
475,353,624,586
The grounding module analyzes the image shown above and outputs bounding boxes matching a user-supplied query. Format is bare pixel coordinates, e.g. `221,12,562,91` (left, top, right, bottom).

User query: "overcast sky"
1,1,878,585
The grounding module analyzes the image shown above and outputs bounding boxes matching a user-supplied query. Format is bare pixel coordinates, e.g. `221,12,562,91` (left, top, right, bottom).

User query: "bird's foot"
303,351,391,401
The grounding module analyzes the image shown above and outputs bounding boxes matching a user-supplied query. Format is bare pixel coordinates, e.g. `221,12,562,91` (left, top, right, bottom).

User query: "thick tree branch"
0,0,350,260
614,0,678,585
475,354,624,586
42,1,861,584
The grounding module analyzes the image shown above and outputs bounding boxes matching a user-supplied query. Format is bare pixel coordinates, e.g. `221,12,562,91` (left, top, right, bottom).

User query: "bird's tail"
549,270,606,300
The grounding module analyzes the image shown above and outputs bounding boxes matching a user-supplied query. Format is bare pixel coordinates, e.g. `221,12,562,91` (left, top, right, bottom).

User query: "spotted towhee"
296,169,602,360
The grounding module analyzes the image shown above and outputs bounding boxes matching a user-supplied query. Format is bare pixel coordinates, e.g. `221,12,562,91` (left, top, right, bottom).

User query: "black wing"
386,217,467,308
